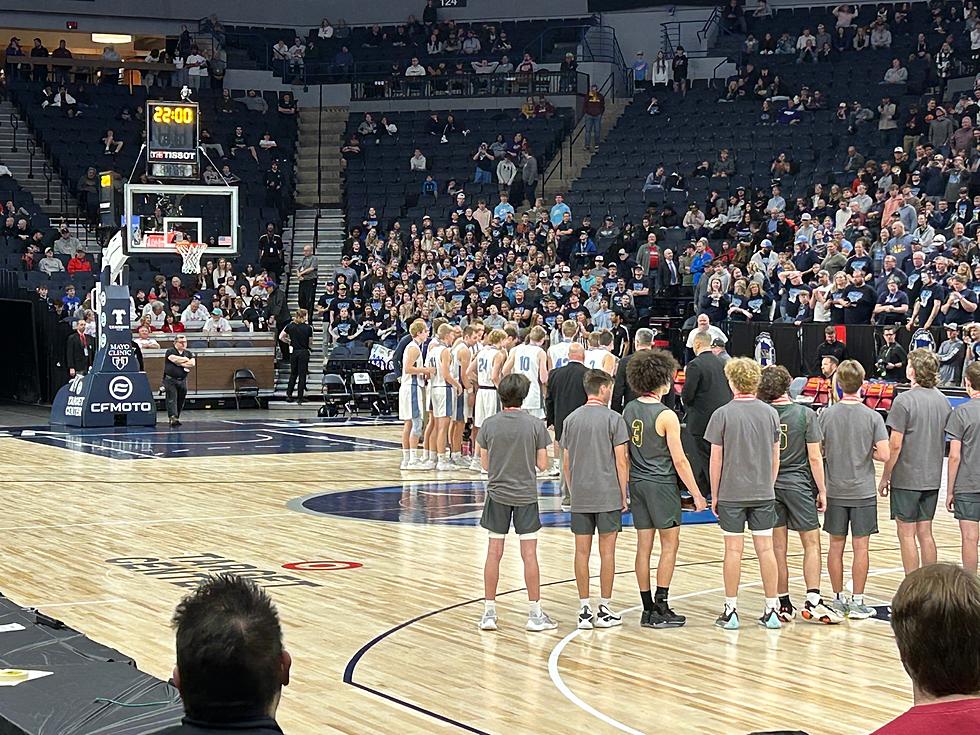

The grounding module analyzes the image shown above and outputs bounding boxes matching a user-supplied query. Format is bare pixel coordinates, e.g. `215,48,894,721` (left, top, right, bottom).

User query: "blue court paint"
11,418,400,460
292,481,718,529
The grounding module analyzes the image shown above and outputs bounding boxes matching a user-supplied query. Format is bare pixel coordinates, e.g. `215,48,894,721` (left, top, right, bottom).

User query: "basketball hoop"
176,242,208,274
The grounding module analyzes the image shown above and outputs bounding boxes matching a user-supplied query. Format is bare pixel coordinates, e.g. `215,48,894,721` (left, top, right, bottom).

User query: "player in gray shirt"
757,365,841,626
880,349,951,576
945,362,980,574
562,369,630,630
704,358,782,630
819,360,890,619
476,374,556,633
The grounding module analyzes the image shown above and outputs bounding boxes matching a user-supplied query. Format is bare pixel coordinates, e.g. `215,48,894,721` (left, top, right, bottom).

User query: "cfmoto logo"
108,376,133,401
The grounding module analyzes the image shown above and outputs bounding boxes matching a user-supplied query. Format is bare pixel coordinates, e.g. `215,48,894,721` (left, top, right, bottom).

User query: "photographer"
472,142,494,184
876,326,907,382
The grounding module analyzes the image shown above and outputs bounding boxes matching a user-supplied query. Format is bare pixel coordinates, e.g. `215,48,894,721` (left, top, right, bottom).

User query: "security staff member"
66,318,94,378
281,308,313,404
164,334,195,428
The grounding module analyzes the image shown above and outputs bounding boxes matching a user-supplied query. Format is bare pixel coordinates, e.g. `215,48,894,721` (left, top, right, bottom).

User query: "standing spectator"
65,318,93,378
263,161,284,215
672,46,689,95
295,244,318,317
281,308,313,404
546,342,589,510
154,575,291,734
632,51,649,89
29,37,49,82
496,155,516,192
582,84,605,153
472,142,494,184
184,45,207,89
258,223,284,283
559,52,578,92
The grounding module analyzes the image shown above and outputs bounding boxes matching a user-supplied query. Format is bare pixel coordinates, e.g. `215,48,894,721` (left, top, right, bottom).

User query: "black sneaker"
777,600,796,623
640,609,654,628
654,603,687,628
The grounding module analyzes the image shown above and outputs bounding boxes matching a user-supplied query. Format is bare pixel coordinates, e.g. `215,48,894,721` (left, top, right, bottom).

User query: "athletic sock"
654,586,669,604
438,453,448,463
765,597,779,612
639,589,654,612
599,597,611,610
484,599,496,612
835,591,847,603
411,448,420,461
529,600,542,617
402,449,410,461
853,593,864,606
579,598,591,610
805,589,822,607
778,593,791,608
724,597,737,613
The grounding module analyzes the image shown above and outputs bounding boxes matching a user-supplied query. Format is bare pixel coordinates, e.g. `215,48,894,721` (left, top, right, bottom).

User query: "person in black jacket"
613,327,655,412
876,326,908,382
154,575,290,735
679,331,733,498
281,308,314,404
65,318,93,378
546,342,589,509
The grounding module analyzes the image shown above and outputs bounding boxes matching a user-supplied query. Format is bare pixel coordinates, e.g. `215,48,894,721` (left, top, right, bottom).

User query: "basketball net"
175,242,207,274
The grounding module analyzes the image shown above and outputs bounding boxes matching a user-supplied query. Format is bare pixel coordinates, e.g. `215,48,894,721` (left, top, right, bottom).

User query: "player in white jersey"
548,320,579,371
468,328,507,470
399,320,435,470
429,324,463,471
504,326,549,420
451,325,480,467
418,318,449,470
595,329,619,374
584,331,606,370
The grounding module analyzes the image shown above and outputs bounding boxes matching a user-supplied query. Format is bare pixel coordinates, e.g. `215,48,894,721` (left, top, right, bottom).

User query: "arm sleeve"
886,396,909,433
946,409,965,440
611,414,630,446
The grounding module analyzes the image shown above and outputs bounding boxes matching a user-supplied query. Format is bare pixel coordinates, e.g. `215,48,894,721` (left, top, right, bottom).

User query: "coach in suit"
65,318,94,378
680,331,732,499
613,327,653,412
546,342,588,509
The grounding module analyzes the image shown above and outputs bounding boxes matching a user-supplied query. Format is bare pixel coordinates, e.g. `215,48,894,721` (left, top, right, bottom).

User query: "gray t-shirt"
704,398,780,503
298,254,318,281
561,404,629,512
773,402,822,494
945,398,980,494
886,387,951,492
819,401,888,504
477,409,552,505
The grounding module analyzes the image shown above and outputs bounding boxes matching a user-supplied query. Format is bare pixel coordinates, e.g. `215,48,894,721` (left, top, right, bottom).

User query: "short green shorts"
890,488,939,523
823,500,878,538
953,492,980,522
629,479,682,530
716,501,776,534
480,496,542,535
774,486,820,532
570,510,622,535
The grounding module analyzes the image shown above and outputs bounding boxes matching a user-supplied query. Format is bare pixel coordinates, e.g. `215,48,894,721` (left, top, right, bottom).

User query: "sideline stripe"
547,567,905,734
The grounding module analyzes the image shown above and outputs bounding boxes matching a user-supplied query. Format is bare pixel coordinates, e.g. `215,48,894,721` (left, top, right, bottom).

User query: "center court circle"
289,481,717,528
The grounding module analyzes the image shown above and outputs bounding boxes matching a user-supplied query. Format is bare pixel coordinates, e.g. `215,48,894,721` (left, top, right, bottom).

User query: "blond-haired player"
450,325,480,467
468,329,507,472
400,320,436,470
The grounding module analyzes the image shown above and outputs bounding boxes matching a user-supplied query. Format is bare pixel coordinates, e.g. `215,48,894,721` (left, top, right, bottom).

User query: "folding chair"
350,371,381,415
319,374,352,417
233,368,261,409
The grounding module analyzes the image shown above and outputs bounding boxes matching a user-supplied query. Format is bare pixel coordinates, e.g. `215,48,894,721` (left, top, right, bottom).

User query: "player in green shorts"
757,365,842,625
820,360,890,619
704,358,783,630
946,362,980,574
879,349,951,575
624,349,707,629
477,373,557,632
562,369,630,630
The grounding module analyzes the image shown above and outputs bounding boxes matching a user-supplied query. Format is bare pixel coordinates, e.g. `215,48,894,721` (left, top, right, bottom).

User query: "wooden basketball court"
0,412,943,734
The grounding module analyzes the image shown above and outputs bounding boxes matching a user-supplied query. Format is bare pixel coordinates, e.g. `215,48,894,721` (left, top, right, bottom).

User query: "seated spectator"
277,92,297,117
234,89,269,114
67,248,92,274
853,26,870,51
871,564,980,734
181,297,209,329
883,58,908,84
154,575,290,735
410,148,427,171
38,247,65,275
53,225,81,255
202,307,232,333
134,325,160,349
796,28,817,63
870,20,892,49
228,125,259,162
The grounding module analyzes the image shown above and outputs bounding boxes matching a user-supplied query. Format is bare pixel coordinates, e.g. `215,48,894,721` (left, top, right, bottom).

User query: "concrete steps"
294,106,348,207
0,101,80,218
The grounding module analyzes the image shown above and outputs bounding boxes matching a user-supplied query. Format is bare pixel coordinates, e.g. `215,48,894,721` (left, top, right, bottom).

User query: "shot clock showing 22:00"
146,101,200,179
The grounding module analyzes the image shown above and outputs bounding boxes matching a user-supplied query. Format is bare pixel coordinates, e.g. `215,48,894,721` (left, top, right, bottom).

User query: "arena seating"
345,108,572,228
222,18,593,84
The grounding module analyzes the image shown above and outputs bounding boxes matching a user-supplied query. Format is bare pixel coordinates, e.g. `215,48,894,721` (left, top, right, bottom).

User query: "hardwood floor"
0,416,946,735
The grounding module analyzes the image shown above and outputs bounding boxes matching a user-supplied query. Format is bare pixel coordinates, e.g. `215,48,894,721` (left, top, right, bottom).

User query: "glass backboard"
122,183,238,256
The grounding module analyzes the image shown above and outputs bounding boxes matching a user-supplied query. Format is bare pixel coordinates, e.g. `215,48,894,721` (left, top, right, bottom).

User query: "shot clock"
146,101,200,179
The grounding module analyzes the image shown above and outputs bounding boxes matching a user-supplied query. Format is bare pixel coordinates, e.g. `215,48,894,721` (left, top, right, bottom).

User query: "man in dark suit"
546,342,588,510
680,331,732,498
65,318,93,378
613,327,654,412
658,246,681,297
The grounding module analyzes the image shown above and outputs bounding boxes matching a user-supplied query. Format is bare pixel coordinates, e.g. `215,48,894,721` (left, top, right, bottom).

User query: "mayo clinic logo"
108,376,133,401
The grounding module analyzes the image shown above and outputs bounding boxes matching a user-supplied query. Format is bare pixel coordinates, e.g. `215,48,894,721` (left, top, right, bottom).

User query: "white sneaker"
404,459,429,471
479,608,498,631
469,458,483,472
417,458,436,470
399,458,412,470
453,456,471,468
595,604,622,628
526,610,558,631
436,460,454,471
577,606,594,630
